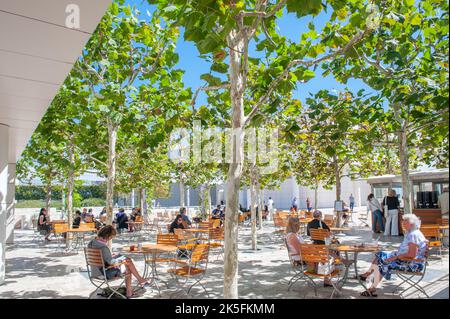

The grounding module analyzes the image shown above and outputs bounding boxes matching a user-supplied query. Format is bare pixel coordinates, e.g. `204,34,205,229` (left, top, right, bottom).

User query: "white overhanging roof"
366,168,450,184
0,0,112,163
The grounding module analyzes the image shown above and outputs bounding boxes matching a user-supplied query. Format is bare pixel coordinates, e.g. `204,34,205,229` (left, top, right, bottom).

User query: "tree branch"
244,28,369,125
239,0,286,18
190,83,230,108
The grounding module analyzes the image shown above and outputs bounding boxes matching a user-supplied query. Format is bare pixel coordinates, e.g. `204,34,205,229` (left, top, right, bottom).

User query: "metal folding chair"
392,246,430,298
84,248,128,299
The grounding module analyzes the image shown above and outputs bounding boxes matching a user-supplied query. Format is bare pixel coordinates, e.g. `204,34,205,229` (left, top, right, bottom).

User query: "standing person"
37,208,52,241
382,189,400,236
349,194,355,211
267,197,274,221
367,194,384,233
291,196,298,212
306,197,312,212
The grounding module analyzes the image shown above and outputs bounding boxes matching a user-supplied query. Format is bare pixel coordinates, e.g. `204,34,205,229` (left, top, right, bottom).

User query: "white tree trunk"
224,29,246,299
257,185,263,229
106,120,118,225
45,182,52,214
399,126,412,214
179,181,185,207
314,182,319,210
250,176,257,250
140,188,147,215
333,157,342,227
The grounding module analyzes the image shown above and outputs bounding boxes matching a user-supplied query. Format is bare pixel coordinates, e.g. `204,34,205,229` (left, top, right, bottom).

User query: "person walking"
291,196,298,212
367,193,384,233
438,187,449,245
306,197,312,212
267,197,274,221
349,194,355,211
382,190,400,236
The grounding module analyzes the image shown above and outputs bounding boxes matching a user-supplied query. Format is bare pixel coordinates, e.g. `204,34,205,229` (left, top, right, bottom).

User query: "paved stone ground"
1,215,448,299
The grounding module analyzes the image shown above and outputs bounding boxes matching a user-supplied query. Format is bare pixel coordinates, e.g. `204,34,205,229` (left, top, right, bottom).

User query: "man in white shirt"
267,197,274,221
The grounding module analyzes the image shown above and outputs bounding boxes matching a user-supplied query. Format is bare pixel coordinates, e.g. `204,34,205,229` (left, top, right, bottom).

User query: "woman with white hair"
358,214,428,297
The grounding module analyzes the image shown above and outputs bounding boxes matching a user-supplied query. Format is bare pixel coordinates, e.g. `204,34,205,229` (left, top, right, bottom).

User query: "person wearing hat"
306,210,331,244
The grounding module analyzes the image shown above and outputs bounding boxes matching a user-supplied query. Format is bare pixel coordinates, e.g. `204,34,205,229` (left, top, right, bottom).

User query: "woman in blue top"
359,214,428,297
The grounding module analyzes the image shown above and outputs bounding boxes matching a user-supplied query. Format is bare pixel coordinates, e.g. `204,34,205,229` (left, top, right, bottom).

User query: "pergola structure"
0,0,111,285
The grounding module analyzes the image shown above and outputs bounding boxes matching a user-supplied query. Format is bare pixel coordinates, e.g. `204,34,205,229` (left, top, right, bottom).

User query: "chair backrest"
310,228,331,242
299,244,330,263
190,244,209,263
239,214,245,223
437,218,449,226
84,247,104,268
323,215,334,226
80,222,95,229
199,221,211,230
135,215,143,222
212,219,221,228
305,211,313,219
209,228,224,241
53,223,69,234
157,233,178,246
420,225,440,239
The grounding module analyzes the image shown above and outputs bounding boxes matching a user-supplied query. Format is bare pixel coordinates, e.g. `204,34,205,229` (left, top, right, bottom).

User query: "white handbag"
317,257,335,275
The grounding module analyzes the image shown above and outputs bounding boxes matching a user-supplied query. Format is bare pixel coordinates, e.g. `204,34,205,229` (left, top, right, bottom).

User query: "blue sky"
126,0,374,107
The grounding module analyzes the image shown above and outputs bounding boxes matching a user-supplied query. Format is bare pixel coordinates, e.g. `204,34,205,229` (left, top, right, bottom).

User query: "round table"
121,243,178,295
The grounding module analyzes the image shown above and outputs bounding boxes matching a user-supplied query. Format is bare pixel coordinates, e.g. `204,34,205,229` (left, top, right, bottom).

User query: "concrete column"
6,163,16,244
0,123,9,285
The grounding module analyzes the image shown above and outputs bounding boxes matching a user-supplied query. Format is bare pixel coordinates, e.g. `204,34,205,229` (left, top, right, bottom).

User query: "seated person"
179,207,192,227
306,210,331,245
359,214,428,297
115,208,129,233
72,210,82,229
87,225,149,298
85,208,94,222
37,208,52,241
285,217,333,287
212,205,222,219
169,214,185,233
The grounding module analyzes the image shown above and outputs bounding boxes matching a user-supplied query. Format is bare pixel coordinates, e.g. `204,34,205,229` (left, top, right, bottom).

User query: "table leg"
353,252,368,290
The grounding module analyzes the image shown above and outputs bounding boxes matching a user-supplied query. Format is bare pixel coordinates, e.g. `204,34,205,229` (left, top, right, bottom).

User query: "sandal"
323,282,333,288
358,274,368,282
360,290,377,297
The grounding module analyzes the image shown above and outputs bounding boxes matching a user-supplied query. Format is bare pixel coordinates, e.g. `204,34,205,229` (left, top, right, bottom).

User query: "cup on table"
130,245,135,251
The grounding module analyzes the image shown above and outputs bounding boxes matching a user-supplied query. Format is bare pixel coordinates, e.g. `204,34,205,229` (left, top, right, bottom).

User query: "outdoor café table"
121,243,178,295
328,244,384,290
66,227,96,251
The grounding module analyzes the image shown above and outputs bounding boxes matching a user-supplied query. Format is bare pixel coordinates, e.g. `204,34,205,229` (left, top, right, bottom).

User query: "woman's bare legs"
125,259,147,284
125,270,133,297
360,257,378,277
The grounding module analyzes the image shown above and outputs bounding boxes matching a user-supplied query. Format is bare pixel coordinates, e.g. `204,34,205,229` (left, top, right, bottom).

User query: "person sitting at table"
81,208,88,221
286,217,333,287
72,210,82,229
128,208,138,232
87,225,149,298
84,208,94,222
179,207,192,227
212,205,222,219
169,214,185,233
115,208,129,233
37,207,52,241
358,214,428,297
99,207,107,218
306,210,331,244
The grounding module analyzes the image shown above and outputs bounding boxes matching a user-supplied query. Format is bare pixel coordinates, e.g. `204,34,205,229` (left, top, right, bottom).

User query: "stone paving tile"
1,220,448,299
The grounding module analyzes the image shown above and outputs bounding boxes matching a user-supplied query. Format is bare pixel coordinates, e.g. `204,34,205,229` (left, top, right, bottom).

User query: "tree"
76,1,183,224
151,0,380,298
326,0,449,213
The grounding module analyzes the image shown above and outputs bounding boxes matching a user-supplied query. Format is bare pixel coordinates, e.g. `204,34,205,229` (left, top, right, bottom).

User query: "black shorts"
105,267,122,279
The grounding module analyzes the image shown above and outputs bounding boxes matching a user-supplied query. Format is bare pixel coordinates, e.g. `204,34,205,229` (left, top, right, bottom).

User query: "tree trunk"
224,29,246,299
333,156,342,227
399,126,412,214
140,188,147,215
106,120,118,225
45,181,52,215
257,184,263,229
250,175,257,250
179,181,185,207
66,140,75,247
207,185,212,215
314,181,318,210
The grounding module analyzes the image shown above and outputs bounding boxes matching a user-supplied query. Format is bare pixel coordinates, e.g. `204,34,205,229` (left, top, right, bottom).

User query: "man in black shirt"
72,210,82,229
307,210,330,244
169,214,185,233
